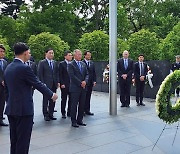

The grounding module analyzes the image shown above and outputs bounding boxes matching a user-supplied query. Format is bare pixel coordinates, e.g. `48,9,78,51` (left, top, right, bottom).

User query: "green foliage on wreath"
156,70,180,124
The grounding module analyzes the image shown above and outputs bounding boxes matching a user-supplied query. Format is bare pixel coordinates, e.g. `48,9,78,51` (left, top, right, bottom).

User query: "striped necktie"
0,60,3,71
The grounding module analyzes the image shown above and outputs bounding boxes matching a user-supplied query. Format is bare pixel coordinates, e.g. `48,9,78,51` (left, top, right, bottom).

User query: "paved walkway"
0,90,180,154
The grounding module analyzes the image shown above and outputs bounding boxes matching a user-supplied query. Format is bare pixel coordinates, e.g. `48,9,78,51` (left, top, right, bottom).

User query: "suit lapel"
62,61,68,71
83,60,89,69
121,59,125,70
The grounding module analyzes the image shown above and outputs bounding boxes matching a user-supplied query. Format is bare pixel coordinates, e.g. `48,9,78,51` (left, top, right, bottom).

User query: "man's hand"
81,81,86,89
93,82,96,87
52,93,58,102
61,84,65,89
122,74,127,80
140,76,145,81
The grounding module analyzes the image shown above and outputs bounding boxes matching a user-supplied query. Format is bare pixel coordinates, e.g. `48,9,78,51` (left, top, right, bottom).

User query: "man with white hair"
117,50,133,107
68,49,89,127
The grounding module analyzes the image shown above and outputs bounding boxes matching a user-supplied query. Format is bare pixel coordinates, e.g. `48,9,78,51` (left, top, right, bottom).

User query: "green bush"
128,29,160,61
78,30,128,61
0,35,13,61
159,22,180,62
28,32,70,61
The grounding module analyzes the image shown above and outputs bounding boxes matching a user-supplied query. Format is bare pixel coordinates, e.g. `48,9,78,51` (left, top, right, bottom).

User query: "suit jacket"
117,58,133,81
134,62,148,80
0,59,8,84
4,59,53,116
82,60,96,86
59,60,70,88
38,59,59,88
171,62,180,72
68,60,89,92
28,61,37,76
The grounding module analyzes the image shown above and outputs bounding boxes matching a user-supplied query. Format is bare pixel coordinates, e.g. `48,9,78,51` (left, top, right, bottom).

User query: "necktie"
49,61,53,70
77,61,82,73
140,63,144,76
87,61,90,67
0,60,3,71
124,59,128,70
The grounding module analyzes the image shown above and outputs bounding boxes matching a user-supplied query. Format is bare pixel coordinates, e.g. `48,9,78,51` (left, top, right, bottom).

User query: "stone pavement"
0,90,180,154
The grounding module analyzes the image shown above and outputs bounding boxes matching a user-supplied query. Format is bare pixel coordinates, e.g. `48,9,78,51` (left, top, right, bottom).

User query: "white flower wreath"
155,70,180,124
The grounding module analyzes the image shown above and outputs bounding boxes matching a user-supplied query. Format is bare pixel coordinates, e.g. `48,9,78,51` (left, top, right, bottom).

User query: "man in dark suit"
134,54,148,106
68,49,89,127
38,48,60,121
82,51,96,115
25,59,37,75
59,51,73,119
25,59,37,95
0,44,8,126
171,55,180,97
117,50,133,107
4,42,58,154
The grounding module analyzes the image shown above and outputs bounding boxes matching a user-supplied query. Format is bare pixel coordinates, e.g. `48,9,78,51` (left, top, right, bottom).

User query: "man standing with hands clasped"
117,50,133,107
59,51,73,119
82,51,96,116
134,54,148,106
38,48,60,121
4,42,58,154
68,49,89,128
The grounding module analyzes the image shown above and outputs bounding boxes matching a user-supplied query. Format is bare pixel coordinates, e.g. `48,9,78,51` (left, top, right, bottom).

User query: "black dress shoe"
62,115,66,119
121,105,126,107
72,123,79,128
85,112,94,116
49,116,57,120
140,103,145,106
137,103,140,106
0,121,8,126
77,122,87,126
44,116,50,121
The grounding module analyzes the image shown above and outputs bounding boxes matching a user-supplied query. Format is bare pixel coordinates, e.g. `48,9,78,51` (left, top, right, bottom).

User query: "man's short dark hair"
13,42,29,55
138,54,144,57
64,50,71,57
0,44,5,51
45,48,53,53
84,50,91,56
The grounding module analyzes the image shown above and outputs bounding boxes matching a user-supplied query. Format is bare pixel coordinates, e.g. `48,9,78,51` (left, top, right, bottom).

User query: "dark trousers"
119,79,131,106
0,85,5,120
42,83,56,117
136,80,145,104
61,88,71,116
84,85,93,113
70,90,86,124
8,115,33,154
176,87,179,96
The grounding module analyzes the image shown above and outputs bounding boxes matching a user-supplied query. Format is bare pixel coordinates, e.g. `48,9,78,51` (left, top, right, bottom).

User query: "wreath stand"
152,96,180,151
152,121,179,151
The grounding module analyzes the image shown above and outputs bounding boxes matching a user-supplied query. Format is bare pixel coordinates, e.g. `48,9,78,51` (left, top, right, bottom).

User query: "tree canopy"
0,0,179,61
